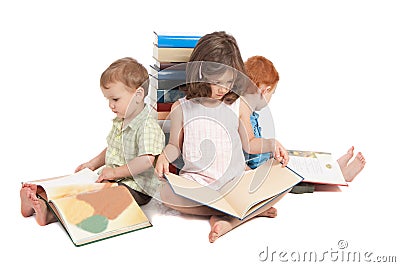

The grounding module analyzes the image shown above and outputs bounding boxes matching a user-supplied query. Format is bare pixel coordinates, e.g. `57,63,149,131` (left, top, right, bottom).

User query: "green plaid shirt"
105,104,165,196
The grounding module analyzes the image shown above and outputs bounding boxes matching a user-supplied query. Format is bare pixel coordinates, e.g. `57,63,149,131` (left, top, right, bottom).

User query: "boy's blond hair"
100,57,149,96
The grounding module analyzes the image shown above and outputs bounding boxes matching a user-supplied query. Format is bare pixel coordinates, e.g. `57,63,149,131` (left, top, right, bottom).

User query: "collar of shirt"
113,104,150,132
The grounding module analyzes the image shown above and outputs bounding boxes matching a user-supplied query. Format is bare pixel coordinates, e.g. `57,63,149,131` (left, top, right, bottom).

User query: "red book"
157,102,173,112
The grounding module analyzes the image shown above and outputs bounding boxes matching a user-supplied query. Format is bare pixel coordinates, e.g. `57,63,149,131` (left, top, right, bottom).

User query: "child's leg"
20,183,37,217
208,190,287,243
337,147,366,182
161,180,279,243
28,191,57,226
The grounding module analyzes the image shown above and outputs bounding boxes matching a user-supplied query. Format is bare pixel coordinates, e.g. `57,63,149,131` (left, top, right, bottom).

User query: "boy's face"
259,83,277,107
102,81,135,119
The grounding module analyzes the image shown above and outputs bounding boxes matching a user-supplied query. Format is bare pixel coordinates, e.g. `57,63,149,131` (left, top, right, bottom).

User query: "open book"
25,168,151,246
164,159,303,220
286,150,348,186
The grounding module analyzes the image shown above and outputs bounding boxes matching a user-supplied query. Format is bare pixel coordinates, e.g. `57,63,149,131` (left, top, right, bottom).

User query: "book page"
51,186,150,246
287,150,347,185
166,159,303,219
220,160,303,218
29,168,113,200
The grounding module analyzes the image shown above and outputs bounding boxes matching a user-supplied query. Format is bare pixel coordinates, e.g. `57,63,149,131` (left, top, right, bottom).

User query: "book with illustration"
164,159,303,220
286,150,348,186
25,168,151,246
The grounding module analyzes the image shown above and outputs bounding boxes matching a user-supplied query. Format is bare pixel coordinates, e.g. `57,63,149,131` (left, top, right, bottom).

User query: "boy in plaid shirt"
21,57,165,225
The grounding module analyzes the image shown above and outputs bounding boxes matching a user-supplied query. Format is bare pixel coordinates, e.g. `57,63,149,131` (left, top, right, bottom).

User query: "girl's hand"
155,153,170,181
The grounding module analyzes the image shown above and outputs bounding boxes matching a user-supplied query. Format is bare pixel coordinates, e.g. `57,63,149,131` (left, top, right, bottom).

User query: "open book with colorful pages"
287,150,348,186
164,159,303,220
25,168,151,246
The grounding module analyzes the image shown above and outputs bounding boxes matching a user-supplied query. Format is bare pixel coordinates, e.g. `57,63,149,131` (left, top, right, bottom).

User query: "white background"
1,0,399,266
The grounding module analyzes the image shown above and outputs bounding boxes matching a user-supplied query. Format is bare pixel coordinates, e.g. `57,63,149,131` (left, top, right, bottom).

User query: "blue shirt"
243,112,272,169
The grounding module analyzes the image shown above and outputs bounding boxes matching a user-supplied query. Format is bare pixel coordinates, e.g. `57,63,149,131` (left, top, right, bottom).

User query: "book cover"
152,63,187,72
154,31,202,48
153,61,183,70
157,102,173,112
153,45,193,63
157,111,170,120
27,168,151,246
165,159,303,220
150,65,186,80
157,88,186,103
286,150,348,186
150,74,186,90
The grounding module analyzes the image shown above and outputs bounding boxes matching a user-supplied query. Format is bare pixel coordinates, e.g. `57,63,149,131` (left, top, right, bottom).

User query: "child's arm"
75,148,106,172
238,100,289,166
155,100,183,177
96,155,155,183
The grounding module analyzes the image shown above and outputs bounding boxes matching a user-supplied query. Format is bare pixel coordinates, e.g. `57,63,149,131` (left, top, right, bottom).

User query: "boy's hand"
75,162,94,173
155,153,170,181
96,167,116,183
273,139,289,167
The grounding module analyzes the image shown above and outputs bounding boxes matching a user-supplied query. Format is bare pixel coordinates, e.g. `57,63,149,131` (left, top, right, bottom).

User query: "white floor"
6,168,400,266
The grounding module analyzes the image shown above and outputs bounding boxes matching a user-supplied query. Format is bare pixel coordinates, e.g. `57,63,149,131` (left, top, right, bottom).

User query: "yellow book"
24,168,151,246
165,159,303,220
153,45,193,63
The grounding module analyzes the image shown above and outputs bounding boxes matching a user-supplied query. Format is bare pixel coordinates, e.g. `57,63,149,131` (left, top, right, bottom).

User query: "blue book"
154,31,202,48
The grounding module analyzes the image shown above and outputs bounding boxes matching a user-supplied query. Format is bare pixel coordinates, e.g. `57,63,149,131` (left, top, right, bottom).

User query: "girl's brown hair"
185,31,246,104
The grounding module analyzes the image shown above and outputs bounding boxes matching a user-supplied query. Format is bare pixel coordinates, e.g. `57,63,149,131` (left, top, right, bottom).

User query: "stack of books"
150,31,203,174
150,31,202,120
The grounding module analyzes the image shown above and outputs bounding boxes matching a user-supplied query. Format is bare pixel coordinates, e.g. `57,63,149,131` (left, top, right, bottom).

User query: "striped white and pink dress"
179,97,245,190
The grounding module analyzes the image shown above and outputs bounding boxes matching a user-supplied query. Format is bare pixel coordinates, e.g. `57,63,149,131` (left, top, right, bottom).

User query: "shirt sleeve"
136,118,165,157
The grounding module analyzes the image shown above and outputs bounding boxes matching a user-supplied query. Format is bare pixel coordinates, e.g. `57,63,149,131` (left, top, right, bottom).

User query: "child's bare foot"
257,207,277,218
337,146,354,170
29,192,56,226
342,152,366,182
209,215,233,243
20,183,38,217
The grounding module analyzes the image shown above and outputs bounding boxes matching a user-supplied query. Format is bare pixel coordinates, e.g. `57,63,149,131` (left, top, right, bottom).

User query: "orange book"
157,111,170,120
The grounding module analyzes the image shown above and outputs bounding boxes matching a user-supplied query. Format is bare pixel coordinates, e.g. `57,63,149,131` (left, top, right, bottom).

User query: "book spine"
150,75,186,89
150,65,186,80
157,89,186,103
157,102,173,112
153,46,193,63
155,35,201,48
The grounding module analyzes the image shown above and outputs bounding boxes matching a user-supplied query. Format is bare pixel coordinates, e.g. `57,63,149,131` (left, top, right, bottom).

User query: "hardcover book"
154,31,202,48
25,168,151,246
165,159,303,220
286,150,348,186
156,88,186,103
153,45,193,63
149,74,186,90
150,65,186,80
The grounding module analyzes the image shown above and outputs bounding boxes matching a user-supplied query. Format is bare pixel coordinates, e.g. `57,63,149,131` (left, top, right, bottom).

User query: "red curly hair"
245,56,279,88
